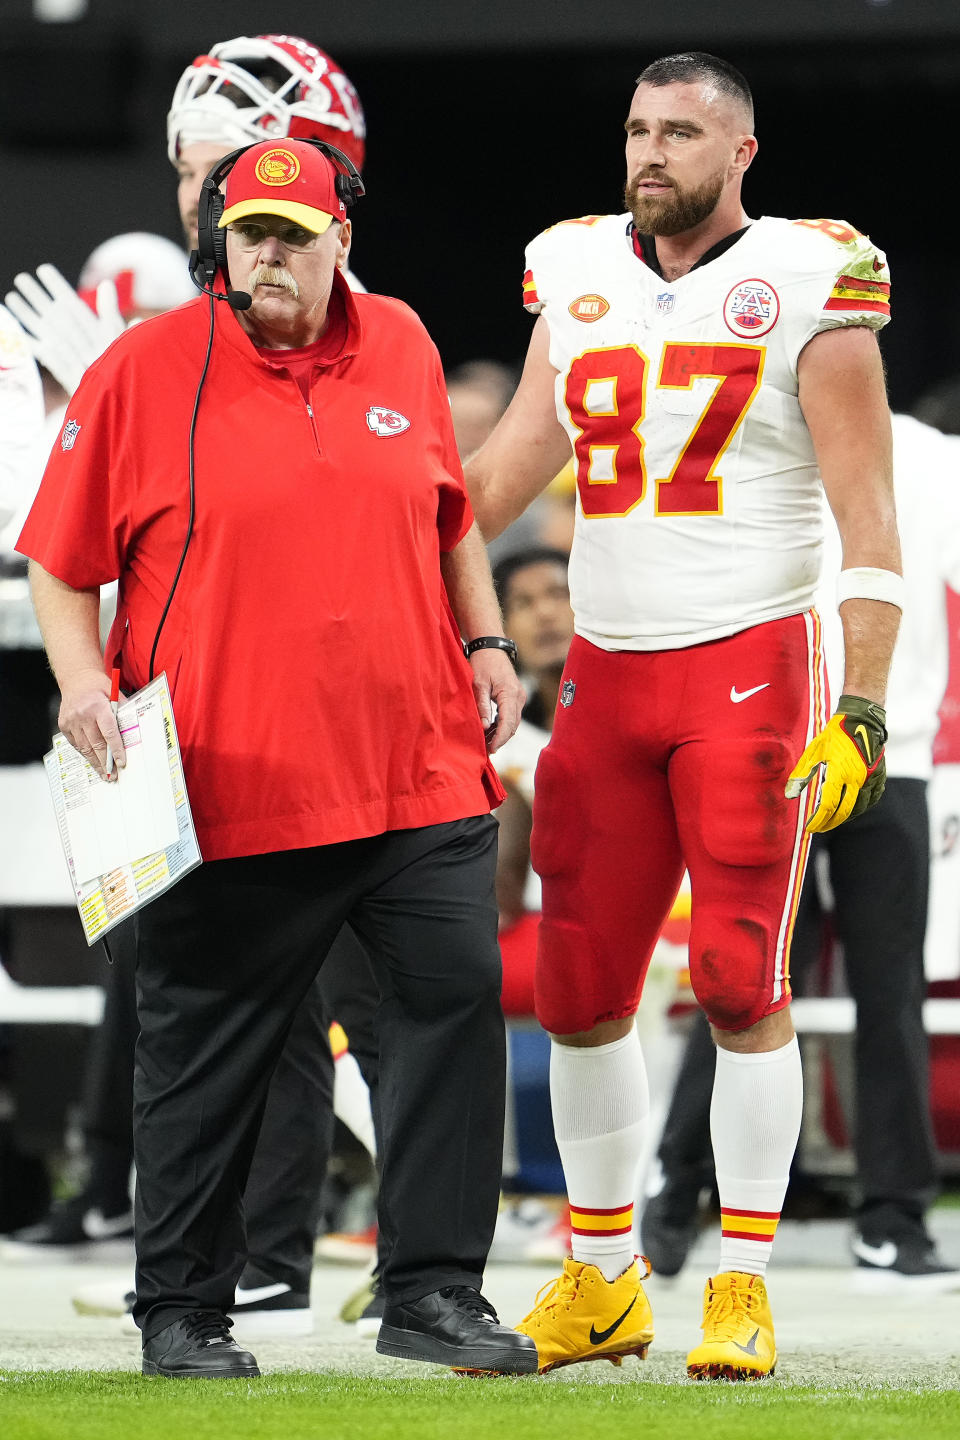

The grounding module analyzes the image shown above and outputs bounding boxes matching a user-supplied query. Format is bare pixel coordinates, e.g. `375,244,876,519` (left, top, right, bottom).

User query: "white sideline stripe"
791,997,960,1035
234,1283,290,1305
0,966,105,1024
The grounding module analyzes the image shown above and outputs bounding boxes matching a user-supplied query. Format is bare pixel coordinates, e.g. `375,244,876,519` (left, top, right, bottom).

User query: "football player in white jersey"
465,52,902,1379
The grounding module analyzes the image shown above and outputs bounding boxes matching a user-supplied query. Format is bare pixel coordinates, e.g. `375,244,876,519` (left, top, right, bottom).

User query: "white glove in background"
0,302,45,534
4,264,124,398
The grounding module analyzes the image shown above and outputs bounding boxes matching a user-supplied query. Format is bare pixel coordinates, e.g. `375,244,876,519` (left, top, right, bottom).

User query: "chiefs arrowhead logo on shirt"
568,294,610,323
366,406,411,437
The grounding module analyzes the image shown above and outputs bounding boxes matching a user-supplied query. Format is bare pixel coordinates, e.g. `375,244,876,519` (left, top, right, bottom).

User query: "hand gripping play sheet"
43,673,201,944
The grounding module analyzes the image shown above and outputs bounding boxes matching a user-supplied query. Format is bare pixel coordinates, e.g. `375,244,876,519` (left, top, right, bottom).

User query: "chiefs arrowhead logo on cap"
254,148,301,186
568,294,610,323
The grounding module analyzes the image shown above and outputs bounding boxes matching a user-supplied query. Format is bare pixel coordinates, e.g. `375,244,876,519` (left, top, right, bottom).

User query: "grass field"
3,1371,960,1440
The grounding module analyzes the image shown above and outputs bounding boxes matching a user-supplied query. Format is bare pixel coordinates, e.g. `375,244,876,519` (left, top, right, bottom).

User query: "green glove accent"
785,693,887,832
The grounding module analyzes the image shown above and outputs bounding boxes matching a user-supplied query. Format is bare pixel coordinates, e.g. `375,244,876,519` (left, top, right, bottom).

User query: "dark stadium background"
0,0,956,412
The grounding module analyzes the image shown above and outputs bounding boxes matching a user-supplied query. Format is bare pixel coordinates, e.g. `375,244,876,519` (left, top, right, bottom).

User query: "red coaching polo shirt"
18,274,504,860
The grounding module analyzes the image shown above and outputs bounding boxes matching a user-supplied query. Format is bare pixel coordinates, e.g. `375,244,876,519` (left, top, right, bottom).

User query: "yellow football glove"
784,694,887,834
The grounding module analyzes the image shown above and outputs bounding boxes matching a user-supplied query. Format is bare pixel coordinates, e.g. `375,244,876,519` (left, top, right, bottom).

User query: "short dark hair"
635,52,754,129
491,546,570,612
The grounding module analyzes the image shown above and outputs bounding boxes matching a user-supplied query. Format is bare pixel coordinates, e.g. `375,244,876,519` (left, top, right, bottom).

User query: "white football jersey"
523,213,891,650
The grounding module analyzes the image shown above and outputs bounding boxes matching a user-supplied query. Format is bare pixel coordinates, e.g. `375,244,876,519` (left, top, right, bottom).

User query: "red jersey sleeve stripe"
823,296,891,314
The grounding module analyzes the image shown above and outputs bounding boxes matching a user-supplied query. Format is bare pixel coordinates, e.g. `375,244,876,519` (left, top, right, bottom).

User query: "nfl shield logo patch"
656,292,675,314
60,418,81,451
560,680,576,708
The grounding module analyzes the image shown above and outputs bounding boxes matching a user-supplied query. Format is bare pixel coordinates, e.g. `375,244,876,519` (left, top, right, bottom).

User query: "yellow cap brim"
219,198,335,233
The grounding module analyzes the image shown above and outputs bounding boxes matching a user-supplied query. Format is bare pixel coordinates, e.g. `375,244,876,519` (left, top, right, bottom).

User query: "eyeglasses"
226,220,323,251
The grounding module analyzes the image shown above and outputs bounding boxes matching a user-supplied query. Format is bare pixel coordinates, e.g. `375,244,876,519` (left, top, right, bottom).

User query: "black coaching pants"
131,815,504,1340
86,922,338,1298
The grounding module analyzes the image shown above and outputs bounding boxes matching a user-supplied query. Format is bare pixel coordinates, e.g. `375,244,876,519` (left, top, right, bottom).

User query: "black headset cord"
148,291,217,682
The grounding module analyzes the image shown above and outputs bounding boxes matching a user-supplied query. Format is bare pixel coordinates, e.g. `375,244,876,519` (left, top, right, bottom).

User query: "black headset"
189,137,366,305
149,139,366,683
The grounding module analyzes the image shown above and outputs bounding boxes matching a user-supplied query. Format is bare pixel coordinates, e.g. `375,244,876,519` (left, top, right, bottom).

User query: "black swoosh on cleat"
733,1327,760,1356
589,1295,638,1346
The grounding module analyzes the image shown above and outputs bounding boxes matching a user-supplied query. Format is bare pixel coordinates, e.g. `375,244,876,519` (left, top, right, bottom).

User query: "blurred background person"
642,404,960,1291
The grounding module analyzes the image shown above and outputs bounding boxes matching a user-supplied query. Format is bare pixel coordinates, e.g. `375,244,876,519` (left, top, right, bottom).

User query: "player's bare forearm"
441,525,525,750
798,324,901,704
28,560,125,774
836,596,900,705
28,560,104,688
464,317,572,540
440,522,505,641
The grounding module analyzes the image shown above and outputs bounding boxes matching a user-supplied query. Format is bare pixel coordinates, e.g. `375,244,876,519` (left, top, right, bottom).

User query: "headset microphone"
186,257,252,310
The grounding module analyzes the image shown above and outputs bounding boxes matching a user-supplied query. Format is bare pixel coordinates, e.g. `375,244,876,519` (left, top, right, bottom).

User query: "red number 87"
564,342,765,518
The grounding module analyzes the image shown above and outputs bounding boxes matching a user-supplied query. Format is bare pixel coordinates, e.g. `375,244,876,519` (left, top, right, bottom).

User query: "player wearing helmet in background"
167,34,365,253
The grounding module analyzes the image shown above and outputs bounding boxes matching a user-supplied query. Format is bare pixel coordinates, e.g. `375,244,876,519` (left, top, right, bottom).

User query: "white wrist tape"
836,567,904,611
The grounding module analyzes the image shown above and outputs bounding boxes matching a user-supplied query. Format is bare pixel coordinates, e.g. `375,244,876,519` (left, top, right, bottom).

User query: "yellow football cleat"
515,1256,654,1374
686,1271,777,1380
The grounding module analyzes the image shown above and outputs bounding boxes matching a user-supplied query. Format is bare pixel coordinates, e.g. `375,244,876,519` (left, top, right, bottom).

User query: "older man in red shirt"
19,138,536,1381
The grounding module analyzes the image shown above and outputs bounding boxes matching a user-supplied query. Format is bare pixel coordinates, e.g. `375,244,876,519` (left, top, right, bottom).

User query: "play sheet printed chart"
43,673,201,944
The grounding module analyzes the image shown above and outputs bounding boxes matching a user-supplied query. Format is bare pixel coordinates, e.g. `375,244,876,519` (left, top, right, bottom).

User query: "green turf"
2,1372,959,1440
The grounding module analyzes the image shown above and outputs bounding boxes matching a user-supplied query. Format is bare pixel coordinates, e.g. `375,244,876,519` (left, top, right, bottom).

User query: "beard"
625,170,724,237
248,264,300,299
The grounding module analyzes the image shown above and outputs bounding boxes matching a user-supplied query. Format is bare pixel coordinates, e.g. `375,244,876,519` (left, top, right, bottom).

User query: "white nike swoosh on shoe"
81,1209,133,1239
852,1237,898,1267
234,1283,291,1305
730,683,770,704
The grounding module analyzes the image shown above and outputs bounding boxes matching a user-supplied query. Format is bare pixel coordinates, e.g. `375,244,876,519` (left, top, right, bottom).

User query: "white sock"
330,1024,376,1158
710,1036,803,1276
550,1030,648,1281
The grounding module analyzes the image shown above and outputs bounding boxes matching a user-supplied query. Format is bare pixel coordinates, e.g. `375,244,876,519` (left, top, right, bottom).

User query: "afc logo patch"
60,418,81,451
560,679,576,708
723,278,780,338
366,406,411,437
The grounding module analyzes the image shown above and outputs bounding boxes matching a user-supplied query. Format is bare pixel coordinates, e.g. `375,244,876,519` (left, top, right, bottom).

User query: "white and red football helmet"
167,33,366,171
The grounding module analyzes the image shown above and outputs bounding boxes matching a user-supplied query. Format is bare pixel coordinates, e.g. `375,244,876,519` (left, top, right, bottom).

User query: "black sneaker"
0,1194,133,1261
141,1311,260,1378
640,1180,703,1278
852,1231,960,1293
377,1285,539,1373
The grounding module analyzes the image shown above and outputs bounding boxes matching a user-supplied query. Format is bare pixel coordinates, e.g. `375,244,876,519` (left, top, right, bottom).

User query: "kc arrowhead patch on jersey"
366,406,410,437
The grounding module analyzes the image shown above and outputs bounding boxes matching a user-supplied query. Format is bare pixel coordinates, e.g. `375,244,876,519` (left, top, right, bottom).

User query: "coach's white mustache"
248,265,300,298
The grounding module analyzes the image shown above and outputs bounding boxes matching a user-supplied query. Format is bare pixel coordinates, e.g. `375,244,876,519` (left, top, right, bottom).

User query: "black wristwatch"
465,635,519,665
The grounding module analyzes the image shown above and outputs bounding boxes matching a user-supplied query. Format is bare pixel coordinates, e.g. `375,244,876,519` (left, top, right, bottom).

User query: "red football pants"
531,613,827,1034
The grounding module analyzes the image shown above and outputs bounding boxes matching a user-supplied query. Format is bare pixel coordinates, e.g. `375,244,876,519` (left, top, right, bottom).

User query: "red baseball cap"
219,139,347,235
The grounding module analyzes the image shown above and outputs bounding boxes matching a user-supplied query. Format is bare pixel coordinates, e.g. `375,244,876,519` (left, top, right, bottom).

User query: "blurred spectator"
911,375,960,987
642,410,960,1291
488,546,574,1261
492,547,575,992
445,359,545,566
535,460,577,555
